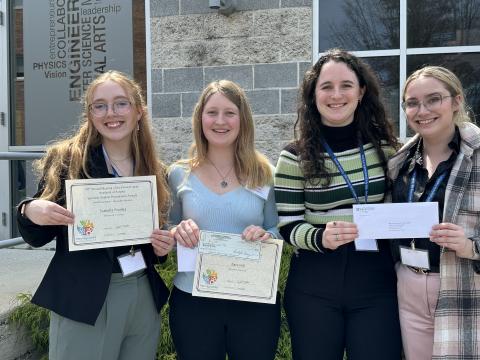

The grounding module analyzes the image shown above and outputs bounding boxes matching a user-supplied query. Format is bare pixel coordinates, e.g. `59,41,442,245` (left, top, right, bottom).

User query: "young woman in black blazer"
17,71,174,360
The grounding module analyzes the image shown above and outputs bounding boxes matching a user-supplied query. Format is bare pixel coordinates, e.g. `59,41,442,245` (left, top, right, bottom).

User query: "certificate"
198,230,261,260
353,202,438,239
65,176,158,251
192,232,283,304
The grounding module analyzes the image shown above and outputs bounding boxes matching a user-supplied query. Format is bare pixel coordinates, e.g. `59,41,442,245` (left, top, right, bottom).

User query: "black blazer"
17,145,169,325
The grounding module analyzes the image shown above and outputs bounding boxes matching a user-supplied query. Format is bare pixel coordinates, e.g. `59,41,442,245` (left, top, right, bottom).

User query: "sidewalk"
0,242,53,360
0,243,54,314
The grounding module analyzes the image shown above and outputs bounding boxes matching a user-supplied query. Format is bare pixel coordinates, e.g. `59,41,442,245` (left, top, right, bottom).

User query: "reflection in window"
11,5,24,145
16,55,24,77
407,53,480,124
408,0,480,47
318,0,399,52
362,57,400,134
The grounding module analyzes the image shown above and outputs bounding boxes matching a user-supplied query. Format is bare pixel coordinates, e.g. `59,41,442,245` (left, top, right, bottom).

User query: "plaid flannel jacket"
388,122,480,359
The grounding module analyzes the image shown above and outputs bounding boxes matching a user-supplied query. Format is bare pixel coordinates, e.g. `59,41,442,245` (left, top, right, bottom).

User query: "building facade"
1,0,479,239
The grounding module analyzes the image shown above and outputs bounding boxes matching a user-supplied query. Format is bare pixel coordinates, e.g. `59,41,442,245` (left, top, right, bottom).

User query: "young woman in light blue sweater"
165,80,281,360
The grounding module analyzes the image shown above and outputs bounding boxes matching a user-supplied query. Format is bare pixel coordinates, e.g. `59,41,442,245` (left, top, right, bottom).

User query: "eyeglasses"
401,94,452,114
89,100,132,117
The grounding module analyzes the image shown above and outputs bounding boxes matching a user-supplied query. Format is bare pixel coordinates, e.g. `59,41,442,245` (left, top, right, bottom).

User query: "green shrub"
8,246,295,360
8,293,49,360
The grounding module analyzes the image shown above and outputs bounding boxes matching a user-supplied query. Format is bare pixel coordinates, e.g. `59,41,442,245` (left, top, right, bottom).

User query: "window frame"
313,0,480,141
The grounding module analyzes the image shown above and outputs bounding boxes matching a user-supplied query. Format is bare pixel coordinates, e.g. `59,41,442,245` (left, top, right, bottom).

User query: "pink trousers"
396,263,440,360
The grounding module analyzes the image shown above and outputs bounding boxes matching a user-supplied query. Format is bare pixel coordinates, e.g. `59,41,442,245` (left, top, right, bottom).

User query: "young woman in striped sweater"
274,49,402,360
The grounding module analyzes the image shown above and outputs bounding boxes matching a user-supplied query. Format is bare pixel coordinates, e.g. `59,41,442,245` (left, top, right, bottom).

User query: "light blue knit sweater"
168,164,281,293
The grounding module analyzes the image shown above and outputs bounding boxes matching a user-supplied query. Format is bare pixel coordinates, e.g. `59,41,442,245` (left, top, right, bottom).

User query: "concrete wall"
0,312,41,360
149,0,313,164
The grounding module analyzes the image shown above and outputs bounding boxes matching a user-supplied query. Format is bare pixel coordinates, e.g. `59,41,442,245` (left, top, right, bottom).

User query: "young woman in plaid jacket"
389,66,480,360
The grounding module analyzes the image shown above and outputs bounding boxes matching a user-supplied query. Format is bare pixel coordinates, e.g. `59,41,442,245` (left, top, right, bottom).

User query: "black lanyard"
321,138,369,204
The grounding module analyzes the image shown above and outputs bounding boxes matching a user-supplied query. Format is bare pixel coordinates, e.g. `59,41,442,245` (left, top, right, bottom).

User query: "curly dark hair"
294,48,399,185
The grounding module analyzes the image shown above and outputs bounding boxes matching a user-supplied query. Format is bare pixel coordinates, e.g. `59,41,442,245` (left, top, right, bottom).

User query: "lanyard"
102,145,120,177
102,145,136,256
407,169,447,251
101,145,135,178
321,138,368,204
407,169,447,203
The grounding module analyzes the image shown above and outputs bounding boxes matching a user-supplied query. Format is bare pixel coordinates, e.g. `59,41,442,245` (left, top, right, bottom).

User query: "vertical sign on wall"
23,0,133,146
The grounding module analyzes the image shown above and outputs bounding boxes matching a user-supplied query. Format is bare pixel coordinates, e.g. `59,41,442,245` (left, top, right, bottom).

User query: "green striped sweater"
274,142,395,252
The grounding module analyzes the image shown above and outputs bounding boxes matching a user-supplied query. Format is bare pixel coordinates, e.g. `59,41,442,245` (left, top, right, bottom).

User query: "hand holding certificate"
65,176,158,251
353,202,439,239
192,231,283,304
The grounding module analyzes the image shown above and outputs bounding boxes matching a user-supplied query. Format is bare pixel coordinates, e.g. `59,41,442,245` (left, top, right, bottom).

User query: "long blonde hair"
35,70,170,226
182,80,272,188
403,66,472,125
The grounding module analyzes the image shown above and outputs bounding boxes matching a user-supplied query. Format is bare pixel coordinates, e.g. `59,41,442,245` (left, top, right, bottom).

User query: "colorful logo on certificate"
202,269,218,285
77,220,95,236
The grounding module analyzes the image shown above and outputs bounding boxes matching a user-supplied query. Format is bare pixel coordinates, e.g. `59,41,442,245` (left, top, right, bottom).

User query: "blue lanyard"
102,145,134,178
407,169,447,203
321,139,368,204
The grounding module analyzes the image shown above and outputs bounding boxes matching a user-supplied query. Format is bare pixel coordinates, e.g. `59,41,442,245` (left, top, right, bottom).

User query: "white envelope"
353,202,439,239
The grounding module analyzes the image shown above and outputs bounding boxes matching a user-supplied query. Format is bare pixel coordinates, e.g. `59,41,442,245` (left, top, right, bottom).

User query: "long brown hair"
35,70,170,226
183,80,272,188
295,48,399,185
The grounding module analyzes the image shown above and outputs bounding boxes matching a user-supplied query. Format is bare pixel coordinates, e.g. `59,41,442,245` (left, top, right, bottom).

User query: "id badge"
117,250,147,277
354,238,379,252
400,246,430,270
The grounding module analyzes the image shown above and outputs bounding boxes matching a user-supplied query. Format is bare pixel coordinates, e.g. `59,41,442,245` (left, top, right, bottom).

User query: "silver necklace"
207,158,234,188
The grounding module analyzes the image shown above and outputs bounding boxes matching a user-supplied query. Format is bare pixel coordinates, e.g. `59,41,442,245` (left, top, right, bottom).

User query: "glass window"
11,6,24,145
362,56,400,133
318,0,399,52
408,0,480,47
16,55,24,77
407,53,480,124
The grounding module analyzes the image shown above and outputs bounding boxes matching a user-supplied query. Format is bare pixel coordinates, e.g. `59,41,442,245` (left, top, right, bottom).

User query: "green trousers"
49,272,161,360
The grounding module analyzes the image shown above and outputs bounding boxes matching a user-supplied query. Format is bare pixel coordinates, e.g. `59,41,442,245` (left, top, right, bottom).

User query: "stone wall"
149,0,313,164
0,312,41,360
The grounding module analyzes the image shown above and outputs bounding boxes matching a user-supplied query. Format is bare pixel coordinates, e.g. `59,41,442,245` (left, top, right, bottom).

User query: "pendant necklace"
207,158,233,188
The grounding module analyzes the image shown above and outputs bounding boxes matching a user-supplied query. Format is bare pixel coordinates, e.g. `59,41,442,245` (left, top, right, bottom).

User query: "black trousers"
169,286,281,360
284,284,402,360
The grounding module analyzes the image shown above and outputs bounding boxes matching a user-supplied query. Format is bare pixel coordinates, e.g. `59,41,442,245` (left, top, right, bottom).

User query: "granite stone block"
246,89,280,114
152,94,181,117
150,0,179,17
182,92,201,117
254,63,297,88
164,67,204,92
205,65,253,89
281,88,299,114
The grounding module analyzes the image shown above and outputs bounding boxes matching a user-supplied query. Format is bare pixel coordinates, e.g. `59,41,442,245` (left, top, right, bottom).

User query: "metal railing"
0,237,25,249
0,151,44,248
0,152,44,160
